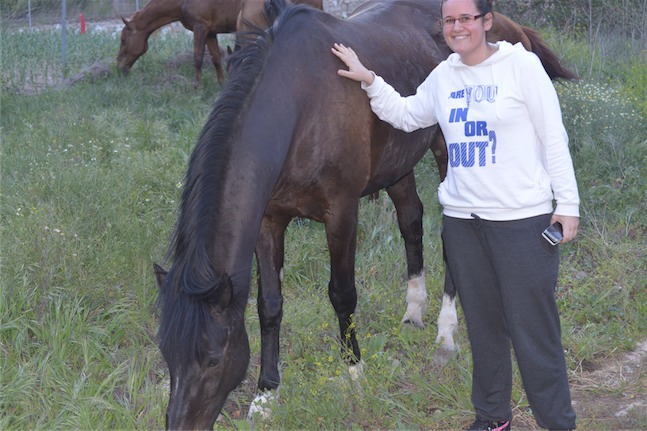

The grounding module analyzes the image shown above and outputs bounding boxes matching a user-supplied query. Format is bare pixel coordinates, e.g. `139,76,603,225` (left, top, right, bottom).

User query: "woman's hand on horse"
331,43,375,85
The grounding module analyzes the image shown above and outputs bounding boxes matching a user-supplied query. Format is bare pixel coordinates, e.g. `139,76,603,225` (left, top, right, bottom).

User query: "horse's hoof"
401,316,426,329
247,390,277,422
348,361,364,382
402,274,427,328
400,298,426,328
432,346,455,369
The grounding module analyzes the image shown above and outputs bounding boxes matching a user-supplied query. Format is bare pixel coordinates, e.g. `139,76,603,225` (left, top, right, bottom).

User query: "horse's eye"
207,358,220,368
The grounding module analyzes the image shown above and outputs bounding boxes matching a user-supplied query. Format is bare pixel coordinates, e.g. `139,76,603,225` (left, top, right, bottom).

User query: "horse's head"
154,264,250,429
116,17,148,75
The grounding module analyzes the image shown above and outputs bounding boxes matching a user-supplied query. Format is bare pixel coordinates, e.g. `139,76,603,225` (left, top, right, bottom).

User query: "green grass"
2,23,646,430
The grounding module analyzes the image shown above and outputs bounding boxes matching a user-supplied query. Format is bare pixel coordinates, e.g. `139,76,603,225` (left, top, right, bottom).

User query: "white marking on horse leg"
345,360,365,399
348,360,364,382
433,293,458,367
401,272,427,327
435,293,457,350
248,363,281,422
247,390,278,421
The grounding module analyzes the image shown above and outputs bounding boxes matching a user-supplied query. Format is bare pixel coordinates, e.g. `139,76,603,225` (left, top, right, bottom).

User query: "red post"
80,13,86,34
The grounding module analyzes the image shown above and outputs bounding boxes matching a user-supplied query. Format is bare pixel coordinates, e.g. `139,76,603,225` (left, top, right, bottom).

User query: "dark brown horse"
116,0,323,87
154,0,576,428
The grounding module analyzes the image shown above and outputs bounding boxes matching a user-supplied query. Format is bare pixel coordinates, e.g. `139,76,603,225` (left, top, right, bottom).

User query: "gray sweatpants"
442,213,576,430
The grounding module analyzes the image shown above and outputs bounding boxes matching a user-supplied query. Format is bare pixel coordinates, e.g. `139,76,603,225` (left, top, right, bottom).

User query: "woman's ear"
483,12,494,31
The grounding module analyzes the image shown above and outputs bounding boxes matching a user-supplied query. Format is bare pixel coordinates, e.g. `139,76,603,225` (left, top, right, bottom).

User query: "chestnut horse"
116,0,323,87
154,0,576,427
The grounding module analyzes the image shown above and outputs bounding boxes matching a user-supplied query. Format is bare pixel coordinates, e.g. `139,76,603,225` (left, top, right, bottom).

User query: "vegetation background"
1,0,646,429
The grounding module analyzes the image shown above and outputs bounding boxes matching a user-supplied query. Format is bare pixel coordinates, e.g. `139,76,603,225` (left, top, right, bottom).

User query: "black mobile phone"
542,222,563,246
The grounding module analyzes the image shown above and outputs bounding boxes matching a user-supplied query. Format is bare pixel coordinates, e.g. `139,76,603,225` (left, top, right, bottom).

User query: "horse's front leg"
385,171,427,328
205,35,225,84
248,214,291,421
324,202,362,370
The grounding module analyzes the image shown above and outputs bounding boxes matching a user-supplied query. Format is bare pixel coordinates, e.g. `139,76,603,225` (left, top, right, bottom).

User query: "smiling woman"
332,0,580,429
440,0,495,65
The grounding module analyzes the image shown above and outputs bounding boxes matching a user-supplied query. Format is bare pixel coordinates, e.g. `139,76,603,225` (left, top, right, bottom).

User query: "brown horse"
116,0,323,87
154,0,576,428
117,0,239,86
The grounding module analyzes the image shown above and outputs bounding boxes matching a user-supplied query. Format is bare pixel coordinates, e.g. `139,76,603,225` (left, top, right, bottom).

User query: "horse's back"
253,0,447,205
264,0,447,100
336,0,448,95
181,0,240,31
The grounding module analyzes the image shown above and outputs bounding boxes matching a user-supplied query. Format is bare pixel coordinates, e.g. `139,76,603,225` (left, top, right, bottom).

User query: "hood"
444,41,525,119
445,40,523,69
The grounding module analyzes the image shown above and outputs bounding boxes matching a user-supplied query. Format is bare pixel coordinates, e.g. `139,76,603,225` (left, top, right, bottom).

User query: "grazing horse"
116,0,323,87
154,0,576,428
117,0,239,86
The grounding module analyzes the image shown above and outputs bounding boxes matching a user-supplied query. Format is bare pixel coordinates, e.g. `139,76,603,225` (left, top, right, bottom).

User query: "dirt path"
513,340,646,430
570,340,647,430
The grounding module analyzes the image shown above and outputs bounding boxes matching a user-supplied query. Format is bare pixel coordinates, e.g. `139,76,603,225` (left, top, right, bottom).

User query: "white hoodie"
363,41,580,221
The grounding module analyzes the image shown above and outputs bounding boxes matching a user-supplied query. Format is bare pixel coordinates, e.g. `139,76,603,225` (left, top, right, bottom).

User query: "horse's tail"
521,25,579,80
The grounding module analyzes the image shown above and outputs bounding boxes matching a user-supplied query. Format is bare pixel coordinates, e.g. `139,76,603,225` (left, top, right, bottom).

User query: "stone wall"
323,0,365,18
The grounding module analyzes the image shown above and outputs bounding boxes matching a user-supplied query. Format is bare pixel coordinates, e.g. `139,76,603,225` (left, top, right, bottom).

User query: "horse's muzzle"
117,64,131,76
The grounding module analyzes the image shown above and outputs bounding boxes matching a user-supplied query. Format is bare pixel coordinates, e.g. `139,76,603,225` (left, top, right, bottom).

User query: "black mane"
158,0,307,366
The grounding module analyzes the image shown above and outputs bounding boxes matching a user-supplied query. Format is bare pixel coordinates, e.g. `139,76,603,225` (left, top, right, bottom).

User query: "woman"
331,0,579,430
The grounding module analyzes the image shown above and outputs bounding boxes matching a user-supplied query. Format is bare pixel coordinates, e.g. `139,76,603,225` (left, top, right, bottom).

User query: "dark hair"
440,0,494,15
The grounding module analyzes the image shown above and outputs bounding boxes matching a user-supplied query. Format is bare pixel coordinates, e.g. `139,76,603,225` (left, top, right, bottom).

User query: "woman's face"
441,0,493,65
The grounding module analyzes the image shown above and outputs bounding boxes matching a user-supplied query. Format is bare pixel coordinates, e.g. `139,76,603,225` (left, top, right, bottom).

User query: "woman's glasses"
441,13,486,27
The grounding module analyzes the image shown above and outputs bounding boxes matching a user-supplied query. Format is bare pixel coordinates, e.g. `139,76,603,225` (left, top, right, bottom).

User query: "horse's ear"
121,16,133,30
215,276,233,309
153,263,167,289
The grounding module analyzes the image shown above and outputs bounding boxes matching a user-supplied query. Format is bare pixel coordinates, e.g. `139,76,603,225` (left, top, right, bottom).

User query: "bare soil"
515,340,647,430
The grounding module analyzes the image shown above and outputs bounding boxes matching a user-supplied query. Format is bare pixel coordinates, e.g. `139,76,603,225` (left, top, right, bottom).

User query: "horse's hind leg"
385,172,427,328
428,130,458,366
205,35,225,84
248,214,291,420
386,169,457,366
434,249,457,367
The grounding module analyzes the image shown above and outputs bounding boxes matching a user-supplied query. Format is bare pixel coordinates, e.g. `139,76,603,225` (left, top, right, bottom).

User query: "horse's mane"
157,0,306,367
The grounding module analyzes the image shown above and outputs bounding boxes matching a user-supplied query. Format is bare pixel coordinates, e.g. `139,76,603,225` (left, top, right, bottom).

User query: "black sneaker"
465,418,511,431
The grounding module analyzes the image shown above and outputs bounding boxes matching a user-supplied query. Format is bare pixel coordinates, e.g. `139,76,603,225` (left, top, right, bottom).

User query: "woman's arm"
521,53,580,242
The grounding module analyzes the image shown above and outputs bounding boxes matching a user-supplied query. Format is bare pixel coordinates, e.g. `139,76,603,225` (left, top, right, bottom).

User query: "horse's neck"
132,0,183,33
